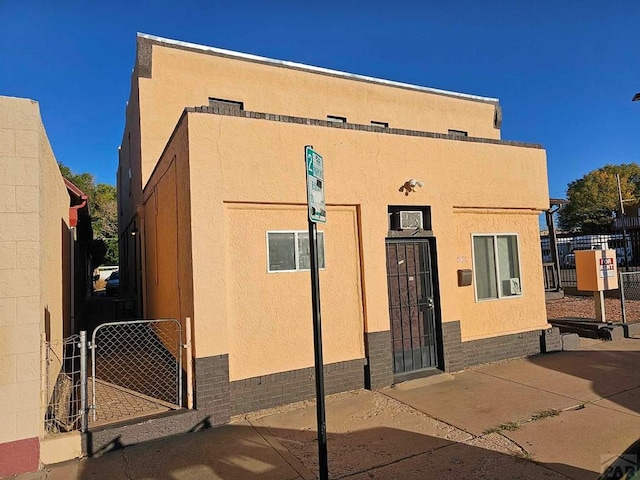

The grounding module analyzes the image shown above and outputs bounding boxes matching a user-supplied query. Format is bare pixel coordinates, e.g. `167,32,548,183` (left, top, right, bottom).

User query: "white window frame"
471,233,523,302
266,230,326,273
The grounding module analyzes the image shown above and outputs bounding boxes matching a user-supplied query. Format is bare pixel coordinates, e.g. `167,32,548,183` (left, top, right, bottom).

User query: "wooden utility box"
576,249,618,291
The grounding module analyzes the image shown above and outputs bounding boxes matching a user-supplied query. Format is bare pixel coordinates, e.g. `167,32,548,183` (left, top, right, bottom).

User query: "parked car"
105,271,120,296
93,265,119,291
562,253,575,268
616,250,632,267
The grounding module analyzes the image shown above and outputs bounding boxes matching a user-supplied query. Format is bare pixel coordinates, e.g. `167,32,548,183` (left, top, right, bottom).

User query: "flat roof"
137,33,500,105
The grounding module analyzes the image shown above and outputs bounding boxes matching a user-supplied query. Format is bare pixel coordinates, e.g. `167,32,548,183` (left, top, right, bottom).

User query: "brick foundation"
229,358,364,415
364,331,394,390
442,321,561,372
542,327,562,353
194,354,231,425
193,323,561,417
442,321,466,373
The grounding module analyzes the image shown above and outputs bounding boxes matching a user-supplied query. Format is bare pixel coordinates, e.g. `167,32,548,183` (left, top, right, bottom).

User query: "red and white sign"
599,257,615,278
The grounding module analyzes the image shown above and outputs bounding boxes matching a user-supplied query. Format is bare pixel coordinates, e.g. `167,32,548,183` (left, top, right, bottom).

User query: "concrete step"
549,318,624,341
84,408,217,457
560,333,580,351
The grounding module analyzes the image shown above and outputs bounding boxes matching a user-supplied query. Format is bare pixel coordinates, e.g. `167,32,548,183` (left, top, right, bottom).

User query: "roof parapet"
136,33,500,106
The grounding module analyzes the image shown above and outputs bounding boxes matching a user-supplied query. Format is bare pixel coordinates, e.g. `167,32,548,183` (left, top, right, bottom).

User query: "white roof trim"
137,33,499,105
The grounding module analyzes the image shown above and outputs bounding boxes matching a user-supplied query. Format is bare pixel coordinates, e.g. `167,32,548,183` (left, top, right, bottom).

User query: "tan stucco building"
118,34,559,426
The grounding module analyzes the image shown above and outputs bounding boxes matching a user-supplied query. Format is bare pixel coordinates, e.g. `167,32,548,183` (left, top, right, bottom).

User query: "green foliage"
558,163,640,232
483,421,521,435
530,409,560,421
104,238,118,266
58,162,118,265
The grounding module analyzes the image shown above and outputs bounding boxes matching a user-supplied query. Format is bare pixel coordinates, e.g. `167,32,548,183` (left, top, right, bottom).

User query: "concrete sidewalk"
382,337,640,479
16,338,640,479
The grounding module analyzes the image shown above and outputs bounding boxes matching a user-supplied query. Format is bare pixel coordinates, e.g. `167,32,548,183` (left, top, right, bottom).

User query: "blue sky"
1,0,639,201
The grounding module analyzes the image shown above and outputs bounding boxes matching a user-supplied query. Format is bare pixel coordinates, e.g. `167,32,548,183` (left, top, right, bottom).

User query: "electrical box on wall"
457,269,472,287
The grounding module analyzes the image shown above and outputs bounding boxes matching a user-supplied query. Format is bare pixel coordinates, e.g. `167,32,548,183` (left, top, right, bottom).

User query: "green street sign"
305,146,326,224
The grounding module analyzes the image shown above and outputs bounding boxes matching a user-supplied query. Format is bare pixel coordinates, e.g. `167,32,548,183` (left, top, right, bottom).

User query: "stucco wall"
224,204,364,380
118,77,143,235
142,116,193,364
144,162,186,321
118,77,143,302
453,210,548,340
183,111,548,375
135,37,500,187
120,35,505,308
0,96,69,476
121,37,550,385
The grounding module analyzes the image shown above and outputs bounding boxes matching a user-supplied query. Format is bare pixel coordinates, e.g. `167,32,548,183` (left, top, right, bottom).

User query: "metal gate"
385,239,439,374
44,332,89,434
90,319,182,423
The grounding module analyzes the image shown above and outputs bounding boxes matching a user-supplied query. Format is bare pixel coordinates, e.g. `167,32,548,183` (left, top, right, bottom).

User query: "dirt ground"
546,294,640,323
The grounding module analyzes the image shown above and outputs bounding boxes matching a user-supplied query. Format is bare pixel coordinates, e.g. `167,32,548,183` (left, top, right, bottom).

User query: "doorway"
385,239,440,375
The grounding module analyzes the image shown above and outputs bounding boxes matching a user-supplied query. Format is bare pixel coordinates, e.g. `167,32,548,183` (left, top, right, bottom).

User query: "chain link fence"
620,271,640,323
44,333,88,434
90,319,182,423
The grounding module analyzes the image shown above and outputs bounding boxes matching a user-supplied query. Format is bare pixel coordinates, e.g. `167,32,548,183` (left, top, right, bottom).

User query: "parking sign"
305,146,326,223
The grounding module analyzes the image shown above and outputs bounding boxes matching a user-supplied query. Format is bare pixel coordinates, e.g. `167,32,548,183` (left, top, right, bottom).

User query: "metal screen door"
386,239,438,374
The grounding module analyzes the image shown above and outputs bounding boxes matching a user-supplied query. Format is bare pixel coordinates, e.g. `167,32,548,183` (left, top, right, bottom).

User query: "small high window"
209,98,244,110
267,231,325,272
327,115,347,123
371,121,389,128
448,129,468,137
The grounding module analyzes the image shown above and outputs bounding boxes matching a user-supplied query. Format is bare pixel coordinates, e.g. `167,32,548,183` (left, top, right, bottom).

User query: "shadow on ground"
74,422,595,480
525,341,640,416
68,309,640,479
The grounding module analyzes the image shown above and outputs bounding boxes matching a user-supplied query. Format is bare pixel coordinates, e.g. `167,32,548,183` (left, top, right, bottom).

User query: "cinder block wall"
0,96,70,477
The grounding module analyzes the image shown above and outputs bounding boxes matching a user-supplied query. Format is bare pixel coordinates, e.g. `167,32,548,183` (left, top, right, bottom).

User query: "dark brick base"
442,321,465,373
364,331,394,390
194,354,230,425
542,327,562,353
442,321,560,372
229,358,364,415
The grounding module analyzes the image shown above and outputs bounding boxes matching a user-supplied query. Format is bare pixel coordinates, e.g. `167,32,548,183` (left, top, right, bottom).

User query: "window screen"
473,234,521,300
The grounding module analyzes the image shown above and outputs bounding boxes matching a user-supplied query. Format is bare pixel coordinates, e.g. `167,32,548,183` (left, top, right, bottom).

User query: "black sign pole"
306,146,329,480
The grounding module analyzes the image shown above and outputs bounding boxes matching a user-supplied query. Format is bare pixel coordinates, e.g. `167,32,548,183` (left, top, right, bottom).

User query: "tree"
58,162,119,265
558,163,640,233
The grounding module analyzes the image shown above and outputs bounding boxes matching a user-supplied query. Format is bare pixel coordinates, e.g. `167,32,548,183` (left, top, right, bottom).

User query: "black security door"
385,239,439,374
